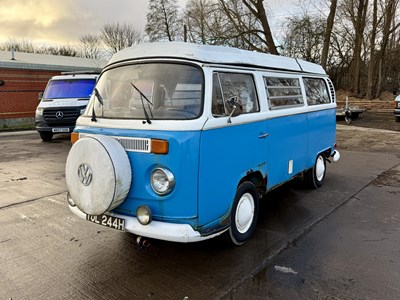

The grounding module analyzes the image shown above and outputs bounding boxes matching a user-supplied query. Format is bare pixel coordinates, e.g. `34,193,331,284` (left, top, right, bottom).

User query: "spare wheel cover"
66,135,132,215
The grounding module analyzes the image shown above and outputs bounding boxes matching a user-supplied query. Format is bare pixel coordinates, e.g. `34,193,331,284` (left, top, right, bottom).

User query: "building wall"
0,68,61,120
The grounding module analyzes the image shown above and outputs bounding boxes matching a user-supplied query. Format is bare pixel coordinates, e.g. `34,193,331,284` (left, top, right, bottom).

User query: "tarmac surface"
0,120,399,299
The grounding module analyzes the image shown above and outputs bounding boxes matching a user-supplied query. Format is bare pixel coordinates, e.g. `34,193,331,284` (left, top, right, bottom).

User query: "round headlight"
150,168,175,195
136,206,152,225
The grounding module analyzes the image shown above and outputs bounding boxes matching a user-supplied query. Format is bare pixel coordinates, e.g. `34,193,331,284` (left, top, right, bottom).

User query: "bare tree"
79,34,104,59
101,22,143,55
0,38,35,53
218,0,279,54
184,0,215,44
145,0,182,42
374,0,400,97
282,14,326,63
343,0,369,96
366,0,378,99
321,0,338,69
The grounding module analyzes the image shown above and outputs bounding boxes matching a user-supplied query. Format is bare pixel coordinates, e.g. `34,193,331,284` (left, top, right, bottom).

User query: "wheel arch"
237,170,267,197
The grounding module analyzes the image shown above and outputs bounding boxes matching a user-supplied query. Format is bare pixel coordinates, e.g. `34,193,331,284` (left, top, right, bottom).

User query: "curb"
0,130,37,137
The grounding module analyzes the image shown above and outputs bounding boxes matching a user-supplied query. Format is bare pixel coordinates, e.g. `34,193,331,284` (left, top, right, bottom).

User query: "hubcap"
315,156,325,181
235,192,255,234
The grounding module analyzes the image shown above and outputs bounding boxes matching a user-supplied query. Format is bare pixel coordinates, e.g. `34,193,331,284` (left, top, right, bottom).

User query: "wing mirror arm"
227,105,237,124
226,96,243,124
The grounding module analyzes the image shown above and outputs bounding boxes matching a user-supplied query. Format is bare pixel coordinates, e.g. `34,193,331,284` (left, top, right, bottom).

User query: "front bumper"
69,204,226,243
394,108,400,116
332,150,340,162
35,115,75,133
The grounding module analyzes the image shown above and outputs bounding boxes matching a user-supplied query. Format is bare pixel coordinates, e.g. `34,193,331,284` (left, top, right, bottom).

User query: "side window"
303,78,331,105
212,72,259,117
264,77,303,109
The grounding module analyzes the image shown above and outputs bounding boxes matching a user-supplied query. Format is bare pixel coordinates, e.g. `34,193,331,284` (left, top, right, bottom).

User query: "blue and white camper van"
65,42,340,246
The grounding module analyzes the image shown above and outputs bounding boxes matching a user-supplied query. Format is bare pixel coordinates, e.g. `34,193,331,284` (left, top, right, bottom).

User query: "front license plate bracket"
52,128,70,133
86,214,125,231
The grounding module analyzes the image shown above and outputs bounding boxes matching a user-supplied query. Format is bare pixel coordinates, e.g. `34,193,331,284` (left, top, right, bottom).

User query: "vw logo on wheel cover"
78,163,93,186
56,111,64,119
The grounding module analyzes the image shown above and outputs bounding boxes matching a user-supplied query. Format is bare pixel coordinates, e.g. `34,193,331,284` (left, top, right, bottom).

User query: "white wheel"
315,156,326,182
65,135,132,215
305,154,326,189
235,192,255,234
225,182,259,246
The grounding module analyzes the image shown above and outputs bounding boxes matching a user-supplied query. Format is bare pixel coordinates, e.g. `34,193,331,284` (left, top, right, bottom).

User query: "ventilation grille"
327,78,336,103
114,137,150,153
80,134,151,153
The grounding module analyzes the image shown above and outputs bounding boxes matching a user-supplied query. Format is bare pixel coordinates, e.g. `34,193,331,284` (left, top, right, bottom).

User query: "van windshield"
43,79,96,99
92,63,203,120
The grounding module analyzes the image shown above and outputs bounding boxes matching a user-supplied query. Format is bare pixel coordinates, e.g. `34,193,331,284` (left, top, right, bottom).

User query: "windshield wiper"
131,82,153,124
91,88,103,122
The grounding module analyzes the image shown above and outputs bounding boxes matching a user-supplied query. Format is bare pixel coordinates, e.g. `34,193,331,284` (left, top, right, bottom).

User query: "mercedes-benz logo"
56,111,64,119
77,163,93,186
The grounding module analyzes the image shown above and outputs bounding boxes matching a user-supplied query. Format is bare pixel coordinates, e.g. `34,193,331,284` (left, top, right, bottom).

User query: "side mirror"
38,92,43,101
226,96,243,123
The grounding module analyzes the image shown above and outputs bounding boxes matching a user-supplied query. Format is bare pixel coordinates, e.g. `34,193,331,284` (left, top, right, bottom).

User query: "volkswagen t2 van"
65,42,340,246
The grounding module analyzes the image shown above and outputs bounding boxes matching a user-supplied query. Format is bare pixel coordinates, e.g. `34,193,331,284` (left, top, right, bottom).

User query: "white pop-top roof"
108,42,326,75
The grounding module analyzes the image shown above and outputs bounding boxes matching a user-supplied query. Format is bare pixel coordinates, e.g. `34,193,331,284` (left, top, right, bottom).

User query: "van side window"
303,78,331,105
264,77,303,109
212,72,259,117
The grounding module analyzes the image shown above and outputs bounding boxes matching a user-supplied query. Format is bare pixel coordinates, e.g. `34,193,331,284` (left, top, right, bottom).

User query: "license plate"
52,128,70,133
86,214,125,231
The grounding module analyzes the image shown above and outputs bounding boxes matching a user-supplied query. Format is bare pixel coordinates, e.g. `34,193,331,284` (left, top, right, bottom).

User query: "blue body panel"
74,107,336,235
266,113,308,189
74,126,201,227
306,108,336,166
197,120,268,230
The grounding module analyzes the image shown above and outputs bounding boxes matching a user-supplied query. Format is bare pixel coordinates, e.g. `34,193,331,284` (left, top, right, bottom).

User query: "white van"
35,72,98,141
65,42,340,246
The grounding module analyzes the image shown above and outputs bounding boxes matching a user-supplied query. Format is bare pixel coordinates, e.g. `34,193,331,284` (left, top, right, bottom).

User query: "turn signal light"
151,139,169,154
71,132,80,144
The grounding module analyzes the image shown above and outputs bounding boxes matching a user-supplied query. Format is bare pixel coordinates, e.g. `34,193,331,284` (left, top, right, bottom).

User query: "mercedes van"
35,72,98,141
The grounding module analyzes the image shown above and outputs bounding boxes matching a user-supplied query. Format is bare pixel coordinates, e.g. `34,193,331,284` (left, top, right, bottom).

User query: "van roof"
50,74,99,80
108,42,326,75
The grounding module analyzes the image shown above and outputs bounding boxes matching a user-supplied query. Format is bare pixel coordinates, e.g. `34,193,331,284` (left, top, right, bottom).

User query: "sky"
0,0,302,47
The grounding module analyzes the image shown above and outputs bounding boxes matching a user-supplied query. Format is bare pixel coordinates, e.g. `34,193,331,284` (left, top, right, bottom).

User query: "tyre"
395,116,400,122
305,154,326,189
224,182,259,246
39,132,53,142
65,135,132,215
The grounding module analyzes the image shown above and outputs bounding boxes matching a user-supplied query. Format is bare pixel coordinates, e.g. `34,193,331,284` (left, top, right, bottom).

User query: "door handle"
258,133,269,139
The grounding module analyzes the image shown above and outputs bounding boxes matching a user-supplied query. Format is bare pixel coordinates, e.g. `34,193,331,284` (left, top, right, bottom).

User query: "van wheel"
39,132,53,142
305,154,326,189
224,182,259,246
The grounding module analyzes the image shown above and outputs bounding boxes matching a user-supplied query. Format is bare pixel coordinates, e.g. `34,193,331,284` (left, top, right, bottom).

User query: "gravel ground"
336,112,400,157
337,111,400,131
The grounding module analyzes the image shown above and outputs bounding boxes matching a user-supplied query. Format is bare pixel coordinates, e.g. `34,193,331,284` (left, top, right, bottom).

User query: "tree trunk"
366,0,377,100
351,0,369,96
248,0,279,54
321,0,337,70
